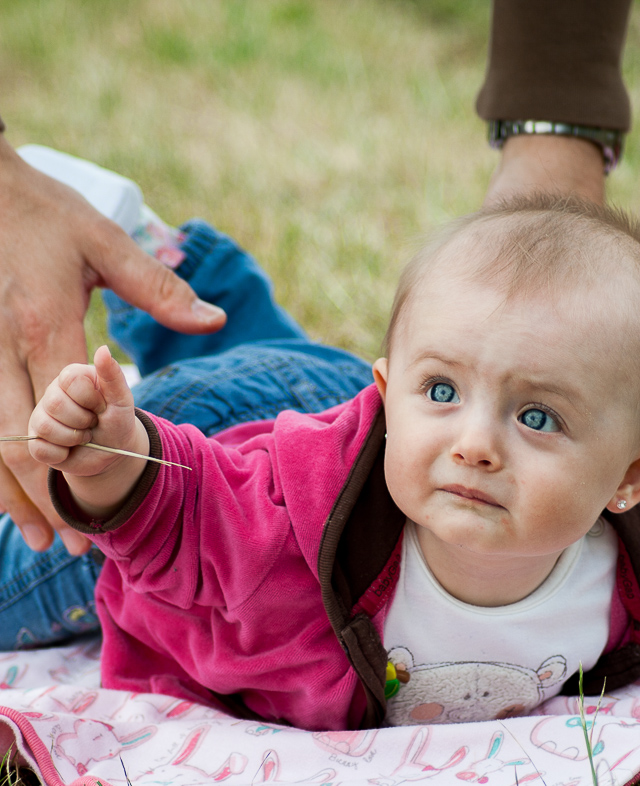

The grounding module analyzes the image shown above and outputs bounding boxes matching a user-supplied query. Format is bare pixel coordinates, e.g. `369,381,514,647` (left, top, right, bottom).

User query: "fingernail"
22,524,51,551
192,299,226,323
60,528,90,554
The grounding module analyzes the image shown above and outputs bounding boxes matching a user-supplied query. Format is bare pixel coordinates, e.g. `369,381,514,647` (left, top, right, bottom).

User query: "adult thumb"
84,218,227,334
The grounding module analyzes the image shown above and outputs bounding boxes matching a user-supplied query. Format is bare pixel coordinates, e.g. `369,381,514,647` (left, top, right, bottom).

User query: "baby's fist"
28,345,138,478
28,360,102,468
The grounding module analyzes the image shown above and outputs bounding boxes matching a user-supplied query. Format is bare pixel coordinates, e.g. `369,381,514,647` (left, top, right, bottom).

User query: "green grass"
0,748,39,786
2,0,640,363
578,666,607,786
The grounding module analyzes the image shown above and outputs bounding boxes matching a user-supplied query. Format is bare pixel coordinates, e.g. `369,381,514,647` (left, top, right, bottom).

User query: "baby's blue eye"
519,408,559,432
428,383,459,403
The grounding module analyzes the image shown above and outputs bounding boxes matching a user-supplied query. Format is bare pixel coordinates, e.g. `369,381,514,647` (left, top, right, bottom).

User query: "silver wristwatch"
488,120,624,174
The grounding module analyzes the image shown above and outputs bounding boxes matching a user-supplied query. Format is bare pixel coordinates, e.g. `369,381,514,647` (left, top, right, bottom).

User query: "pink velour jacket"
53,384,388,731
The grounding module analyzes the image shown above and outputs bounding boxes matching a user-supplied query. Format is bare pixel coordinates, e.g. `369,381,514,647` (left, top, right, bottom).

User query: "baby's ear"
606,456,640,514
372,358,388,404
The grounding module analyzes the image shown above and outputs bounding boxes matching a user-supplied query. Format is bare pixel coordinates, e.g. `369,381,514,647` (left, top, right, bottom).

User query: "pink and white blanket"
0,637,639,786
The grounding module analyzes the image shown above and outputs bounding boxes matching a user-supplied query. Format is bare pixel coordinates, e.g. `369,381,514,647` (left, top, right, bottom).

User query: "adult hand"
0,134,226,554
484,135,606,207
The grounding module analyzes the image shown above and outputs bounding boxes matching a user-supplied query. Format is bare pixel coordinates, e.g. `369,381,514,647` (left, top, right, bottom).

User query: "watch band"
488,120,624,174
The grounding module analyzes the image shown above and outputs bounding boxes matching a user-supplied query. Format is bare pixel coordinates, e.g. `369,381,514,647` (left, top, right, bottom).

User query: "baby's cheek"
519,484,588,551
384,445,427,518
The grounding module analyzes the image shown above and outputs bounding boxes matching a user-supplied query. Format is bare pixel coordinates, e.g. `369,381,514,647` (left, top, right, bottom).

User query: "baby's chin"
414,499,510,542
412,511,509,554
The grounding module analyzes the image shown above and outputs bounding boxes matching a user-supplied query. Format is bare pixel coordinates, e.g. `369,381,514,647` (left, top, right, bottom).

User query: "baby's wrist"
129,414,152,459
64,416,150,519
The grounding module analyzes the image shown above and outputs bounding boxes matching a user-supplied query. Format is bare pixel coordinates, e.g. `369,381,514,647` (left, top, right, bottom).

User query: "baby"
28,195,640,730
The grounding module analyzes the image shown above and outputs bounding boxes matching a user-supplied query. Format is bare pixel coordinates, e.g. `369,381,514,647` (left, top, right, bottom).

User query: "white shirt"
383,518,618,725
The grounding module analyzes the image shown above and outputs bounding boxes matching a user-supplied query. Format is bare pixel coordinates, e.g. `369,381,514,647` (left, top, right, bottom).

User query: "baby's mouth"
440,484,503,508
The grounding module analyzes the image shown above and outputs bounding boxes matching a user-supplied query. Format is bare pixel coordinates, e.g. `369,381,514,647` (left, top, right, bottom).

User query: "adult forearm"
483,135,606,206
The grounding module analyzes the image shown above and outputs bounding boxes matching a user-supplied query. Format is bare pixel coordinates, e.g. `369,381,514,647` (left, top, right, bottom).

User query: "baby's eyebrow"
408,350,462,369
525,380,582,404
508,377,592,419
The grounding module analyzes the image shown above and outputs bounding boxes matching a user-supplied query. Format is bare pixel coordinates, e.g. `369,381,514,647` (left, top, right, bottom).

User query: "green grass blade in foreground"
578,663,606,786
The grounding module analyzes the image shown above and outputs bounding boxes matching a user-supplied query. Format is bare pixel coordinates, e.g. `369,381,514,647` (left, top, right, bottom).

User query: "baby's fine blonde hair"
384,194,640,354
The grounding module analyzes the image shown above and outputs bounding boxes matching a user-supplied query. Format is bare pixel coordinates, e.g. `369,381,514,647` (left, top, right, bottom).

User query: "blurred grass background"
2,0,640,364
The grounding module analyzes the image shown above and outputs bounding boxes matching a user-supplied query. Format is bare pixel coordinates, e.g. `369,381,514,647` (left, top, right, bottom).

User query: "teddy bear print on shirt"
386,647,567,725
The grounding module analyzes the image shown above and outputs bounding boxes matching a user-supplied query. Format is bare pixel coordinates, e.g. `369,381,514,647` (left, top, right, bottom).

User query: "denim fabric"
0,219,372,649
133,339,372,435
104,219,311,377
0,522,103,648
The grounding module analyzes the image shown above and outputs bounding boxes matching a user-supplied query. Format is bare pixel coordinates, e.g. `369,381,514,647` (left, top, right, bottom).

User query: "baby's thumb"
93,345,132,409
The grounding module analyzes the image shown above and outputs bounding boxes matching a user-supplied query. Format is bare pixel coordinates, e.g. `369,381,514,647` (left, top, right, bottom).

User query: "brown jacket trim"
476,0,632,130
562,643,640,697
48,409,161,535
562,506,640,695
318,406,405,728
606,506,640,584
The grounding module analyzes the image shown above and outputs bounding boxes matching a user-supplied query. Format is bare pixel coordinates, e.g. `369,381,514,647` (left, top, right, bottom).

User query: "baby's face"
375,261,640,585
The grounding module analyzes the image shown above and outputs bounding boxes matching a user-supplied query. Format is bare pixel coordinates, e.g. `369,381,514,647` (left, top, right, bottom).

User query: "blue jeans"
0,219,372,649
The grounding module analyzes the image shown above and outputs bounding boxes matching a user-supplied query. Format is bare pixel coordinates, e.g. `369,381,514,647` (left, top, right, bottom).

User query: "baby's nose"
450,419,503,470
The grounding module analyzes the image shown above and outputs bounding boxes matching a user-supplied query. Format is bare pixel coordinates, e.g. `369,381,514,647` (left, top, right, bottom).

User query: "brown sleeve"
476,0,632,131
